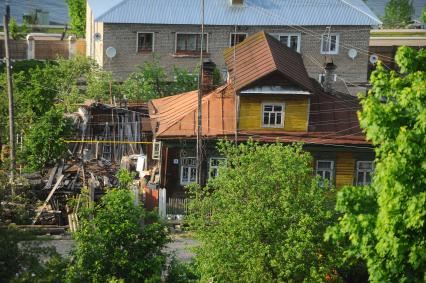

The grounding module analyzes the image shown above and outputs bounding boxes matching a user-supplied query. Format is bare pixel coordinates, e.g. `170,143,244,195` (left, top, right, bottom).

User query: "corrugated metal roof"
224,32,314,92
87,0,381,26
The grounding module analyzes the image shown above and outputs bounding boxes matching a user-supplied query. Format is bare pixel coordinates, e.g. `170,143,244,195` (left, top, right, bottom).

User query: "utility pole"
4,5,16,182
196,0,205,185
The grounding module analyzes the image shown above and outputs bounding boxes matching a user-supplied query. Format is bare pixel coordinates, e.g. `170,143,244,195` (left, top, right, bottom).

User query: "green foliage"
121,58,221,102
188,141,339,282
0,226,57,282
382,0,414,28
422,6,426,22
66,0,86,37
66,188,169,282
116,168,136,189
22,108,72,171
121,58,170,101
9,18,28,40
328,47,426,282
165,257,199,283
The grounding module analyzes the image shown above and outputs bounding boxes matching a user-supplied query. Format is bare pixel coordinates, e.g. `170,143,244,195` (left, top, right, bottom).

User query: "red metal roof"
149,85,236,138
224,31,314,92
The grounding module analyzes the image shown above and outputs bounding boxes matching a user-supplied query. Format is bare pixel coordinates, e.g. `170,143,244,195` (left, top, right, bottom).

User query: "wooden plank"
44,164,58,189
33,175,64,224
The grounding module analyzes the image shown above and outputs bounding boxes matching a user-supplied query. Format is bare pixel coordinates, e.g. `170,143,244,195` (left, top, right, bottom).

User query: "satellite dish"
105,46,117,59
369,54,379,64
348,48,358,60
94,32,102,41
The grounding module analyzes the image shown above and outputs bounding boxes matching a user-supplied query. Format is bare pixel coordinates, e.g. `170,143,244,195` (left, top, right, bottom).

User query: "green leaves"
65,0,86,37
22,108,72,171
67,188,169,282
188,141,339,282
382,0,414,28
331,47,426,282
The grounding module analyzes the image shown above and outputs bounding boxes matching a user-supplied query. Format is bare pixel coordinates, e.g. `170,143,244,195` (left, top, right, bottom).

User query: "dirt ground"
38,232,198,262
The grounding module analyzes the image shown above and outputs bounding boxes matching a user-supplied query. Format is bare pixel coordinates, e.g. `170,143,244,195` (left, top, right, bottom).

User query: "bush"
66,188,169,282
188,141,340,282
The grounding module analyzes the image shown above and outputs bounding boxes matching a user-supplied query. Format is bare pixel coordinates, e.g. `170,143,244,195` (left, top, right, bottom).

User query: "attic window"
230,0,244,5
262,103,284,128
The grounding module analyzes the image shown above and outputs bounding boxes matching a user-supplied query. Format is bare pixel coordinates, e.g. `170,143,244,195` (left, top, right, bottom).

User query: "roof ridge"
97,0,130,21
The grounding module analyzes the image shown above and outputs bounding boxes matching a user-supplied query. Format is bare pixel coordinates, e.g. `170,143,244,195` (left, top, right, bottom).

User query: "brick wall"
100,23,370,83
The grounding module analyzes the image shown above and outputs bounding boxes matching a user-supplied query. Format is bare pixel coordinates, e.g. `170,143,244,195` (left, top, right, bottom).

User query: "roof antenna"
196,0,205,185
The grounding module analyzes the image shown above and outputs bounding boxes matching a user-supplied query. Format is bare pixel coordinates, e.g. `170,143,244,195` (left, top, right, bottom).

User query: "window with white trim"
356,161,374,186
272,33,301,52
137,32,154,52
176,33,208,53
230,33,247,46
321,33,339,54
316,160,334,185
209,157,227,178
262,103,284,128
180,157,197,185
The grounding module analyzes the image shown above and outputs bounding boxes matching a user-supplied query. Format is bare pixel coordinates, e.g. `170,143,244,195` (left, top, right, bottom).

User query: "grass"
371,31,426,37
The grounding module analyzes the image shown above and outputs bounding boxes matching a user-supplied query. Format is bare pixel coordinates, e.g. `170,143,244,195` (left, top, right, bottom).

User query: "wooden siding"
239,95,309,132
335,152,355,188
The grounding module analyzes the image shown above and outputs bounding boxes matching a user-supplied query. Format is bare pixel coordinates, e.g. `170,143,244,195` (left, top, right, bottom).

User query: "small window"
316,160,334,185
176,33,207,54
152,141,161,160
318,73,337,84
321,33,339,54
180,157,197,185
230,33,247,46
273,33,301,52
137,32,154,52
262,103,284,128
209,157,227,178
356,161,374,186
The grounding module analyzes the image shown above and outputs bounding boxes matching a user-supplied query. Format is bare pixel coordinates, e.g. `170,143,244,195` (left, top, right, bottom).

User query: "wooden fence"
166,197,189,215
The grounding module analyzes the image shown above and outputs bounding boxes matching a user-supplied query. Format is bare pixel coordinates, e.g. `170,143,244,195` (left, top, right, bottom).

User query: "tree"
382,0,414,28
22,108,72,171
188,141,339,282
422,6,426,23
327,47,426,282
121,58,170,101
66,183,169,282
66,0,86,37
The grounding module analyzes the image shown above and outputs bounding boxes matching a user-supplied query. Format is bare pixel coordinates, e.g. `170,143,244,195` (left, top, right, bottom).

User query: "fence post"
159,188,167,219
26,34,35,59
68,35,76,59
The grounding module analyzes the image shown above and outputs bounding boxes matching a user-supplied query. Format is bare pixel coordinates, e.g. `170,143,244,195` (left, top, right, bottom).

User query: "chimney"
230,0,244,5
202,60,216,91
323,57,336,93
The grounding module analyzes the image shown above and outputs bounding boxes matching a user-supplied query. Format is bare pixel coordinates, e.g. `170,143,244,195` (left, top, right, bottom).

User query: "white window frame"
316,160,334,185
271,33,301,53
229,32,248,46
175,32,209,53
136,32,155,53
152,141,161,160
356,161,374,186
321,33,340,55
261,102,285,128
318,73,337,84
209,157,227,178
180,157,197,185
